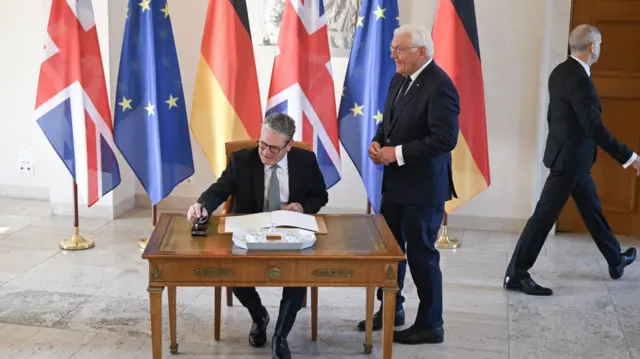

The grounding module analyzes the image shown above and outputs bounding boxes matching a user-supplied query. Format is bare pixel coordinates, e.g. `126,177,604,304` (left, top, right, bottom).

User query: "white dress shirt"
395,58,433,166
264,154,289,207
570,56,637,168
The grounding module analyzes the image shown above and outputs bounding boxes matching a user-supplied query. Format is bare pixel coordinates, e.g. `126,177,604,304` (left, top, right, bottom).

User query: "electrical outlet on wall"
18,146,35,175
19,159,34,174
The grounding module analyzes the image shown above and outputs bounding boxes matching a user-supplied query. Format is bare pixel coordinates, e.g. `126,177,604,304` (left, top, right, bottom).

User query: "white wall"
0,0,572,231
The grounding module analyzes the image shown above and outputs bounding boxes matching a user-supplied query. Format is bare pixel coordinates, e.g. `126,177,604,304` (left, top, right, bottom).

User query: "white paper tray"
231,228,316,251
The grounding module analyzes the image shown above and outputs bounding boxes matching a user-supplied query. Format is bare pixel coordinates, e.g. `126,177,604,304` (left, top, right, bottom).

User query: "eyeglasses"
389,46,418,54
257,140,289,154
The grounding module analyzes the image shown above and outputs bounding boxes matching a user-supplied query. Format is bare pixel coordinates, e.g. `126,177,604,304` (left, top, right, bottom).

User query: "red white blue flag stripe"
34,0,120,207
265,0,341,188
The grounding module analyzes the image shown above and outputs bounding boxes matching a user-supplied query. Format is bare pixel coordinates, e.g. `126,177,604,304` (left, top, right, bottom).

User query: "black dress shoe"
271,335,291,359
249,310,270,348
504,276,552,296
357,308,405,332
609,247,637,280
393,325,444,344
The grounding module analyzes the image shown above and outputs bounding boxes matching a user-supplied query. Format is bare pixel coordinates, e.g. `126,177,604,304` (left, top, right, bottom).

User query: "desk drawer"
149,260,268,283
148,259,398,286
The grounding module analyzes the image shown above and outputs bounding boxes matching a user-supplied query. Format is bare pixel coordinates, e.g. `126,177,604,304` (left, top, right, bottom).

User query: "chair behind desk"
221,139,312,309
221,139,311,214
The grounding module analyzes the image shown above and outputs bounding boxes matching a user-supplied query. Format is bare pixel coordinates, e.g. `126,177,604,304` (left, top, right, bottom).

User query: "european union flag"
114,0,194,206
338,0,399,213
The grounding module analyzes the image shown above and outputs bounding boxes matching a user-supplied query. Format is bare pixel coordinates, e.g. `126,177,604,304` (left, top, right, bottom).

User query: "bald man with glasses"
187,112,328,359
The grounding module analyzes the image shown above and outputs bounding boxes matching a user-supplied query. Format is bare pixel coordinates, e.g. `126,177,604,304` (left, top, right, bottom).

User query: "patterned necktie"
267,164,280,211
393,76,412,109
399,76,412,97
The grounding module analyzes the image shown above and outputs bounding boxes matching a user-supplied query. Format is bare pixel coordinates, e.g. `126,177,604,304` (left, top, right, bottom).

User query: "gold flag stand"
435,213,461,249
368,201,460,249
138,205,157,249
60,181,94,250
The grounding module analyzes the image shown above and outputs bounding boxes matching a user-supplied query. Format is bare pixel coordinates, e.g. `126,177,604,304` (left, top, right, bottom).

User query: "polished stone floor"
0,196,639,359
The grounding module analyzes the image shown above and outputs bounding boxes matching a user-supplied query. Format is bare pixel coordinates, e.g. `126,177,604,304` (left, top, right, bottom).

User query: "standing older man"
504,24,639,296
357,24,459,345
187,113,328,359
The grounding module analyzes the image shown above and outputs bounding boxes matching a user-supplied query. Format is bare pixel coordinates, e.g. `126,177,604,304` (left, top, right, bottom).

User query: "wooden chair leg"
226,287,233,306
214,287,221,341
311,287,318,341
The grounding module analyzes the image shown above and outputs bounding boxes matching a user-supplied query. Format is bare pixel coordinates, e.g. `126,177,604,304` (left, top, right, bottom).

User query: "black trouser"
233,287,307,338
375,200,445,330
506,171,622,280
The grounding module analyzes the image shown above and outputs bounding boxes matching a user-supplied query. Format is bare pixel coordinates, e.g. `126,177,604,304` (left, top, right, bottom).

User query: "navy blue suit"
505,57,633,281
197,147,328,339
372,60,459,330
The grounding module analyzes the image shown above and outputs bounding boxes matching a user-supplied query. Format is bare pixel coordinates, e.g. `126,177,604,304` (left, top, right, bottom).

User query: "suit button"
386,139,390,143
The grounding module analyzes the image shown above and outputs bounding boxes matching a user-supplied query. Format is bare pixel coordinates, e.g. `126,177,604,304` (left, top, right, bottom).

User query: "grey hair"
263,112,296,141
394,24,434,58
568,24,601,53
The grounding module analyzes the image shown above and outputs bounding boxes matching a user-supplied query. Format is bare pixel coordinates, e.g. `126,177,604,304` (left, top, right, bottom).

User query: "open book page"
224,210,319,232
271,210,319,231
224,212,272,232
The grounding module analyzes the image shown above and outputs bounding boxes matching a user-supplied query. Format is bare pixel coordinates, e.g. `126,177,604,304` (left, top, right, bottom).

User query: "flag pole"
60,181,95,250
435,213,461,249
138,204,157,249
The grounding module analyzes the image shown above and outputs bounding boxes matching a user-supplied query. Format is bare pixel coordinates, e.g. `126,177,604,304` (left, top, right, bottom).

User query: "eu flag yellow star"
161,2,170,18
138,0,151,12
145,101,155,116
373,110,383,124
119,96,132,111
357,16,364,27
374,5,386,20
351,103,364,117
166,94,178,109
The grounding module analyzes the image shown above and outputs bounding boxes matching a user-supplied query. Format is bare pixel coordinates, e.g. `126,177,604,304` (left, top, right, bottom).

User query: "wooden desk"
142,213,404,359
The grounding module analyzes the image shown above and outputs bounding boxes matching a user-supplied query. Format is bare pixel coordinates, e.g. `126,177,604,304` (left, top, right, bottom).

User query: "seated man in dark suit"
187,112,328,359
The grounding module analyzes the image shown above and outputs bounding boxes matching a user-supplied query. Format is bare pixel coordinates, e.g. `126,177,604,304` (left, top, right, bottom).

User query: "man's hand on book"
281,202,303,213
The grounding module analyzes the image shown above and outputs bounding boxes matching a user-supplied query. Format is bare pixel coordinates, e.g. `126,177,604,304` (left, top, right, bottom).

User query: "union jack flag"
34,0,120,207
265,0,341,188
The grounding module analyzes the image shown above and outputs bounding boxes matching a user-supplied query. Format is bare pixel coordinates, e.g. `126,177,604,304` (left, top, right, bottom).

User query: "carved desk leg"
381,288,397,359
148,286,165,359
363,287,374,354
168,286,178,354
214,287,222,341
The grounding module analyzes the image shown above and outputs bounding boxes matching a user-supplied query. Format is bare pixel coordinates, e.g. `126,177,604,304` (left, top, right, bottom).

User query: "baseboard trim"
135,194,197,212
0,185,49,200
51,195,136,220
446,214,527,233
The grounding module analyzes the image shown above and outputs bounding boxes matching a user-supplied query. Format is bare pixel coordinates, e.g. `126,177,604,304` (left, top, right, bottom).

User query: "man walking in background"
504,24,639,296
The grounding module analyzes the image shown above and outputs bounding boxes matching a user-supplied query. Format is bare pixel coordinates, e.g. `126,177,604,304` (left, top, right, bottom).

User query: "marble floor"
0,197,639,359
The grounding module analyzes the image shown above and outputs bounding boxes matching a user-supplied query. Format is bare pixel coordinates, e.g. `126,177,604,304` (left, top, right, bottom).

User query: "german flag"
432,0,490,213
190,0,262,177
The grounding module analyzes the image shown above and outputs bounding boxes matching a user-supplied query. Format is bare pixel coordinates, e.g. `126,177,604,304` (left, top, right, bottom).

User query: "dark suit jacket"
543,57,632,173
372,60,460,205
197,147,328,215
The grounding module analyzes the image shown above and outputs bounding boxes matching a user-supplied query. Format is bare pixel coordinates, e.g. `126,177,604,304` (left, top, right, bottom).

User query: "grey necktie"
267,164,280,211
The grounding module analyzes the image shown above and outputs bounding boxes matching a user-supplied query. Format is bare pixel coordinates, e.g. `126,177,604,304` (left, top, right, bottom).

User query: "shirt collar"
265,153,288,172
408,58,432,82
570,55,590,77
